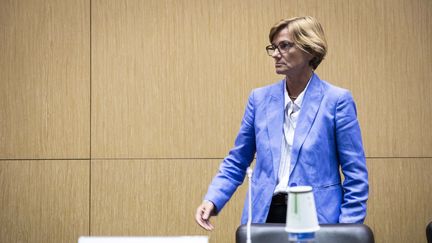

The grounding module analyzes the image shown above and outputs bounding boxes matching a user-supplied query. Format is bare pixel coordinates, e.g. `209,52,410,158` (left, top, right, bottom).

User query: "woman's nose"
271,48,281,58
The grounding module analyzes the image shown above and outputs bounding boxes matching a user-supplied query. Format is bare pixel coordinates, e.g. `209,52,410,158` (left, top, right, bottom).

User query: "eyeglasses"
265,41,295,56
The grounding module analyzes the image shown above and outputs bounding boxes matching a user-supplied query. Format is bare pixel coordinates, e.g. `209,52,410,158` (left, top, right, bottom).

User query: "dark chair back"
236,223,374,243
427,221,432,243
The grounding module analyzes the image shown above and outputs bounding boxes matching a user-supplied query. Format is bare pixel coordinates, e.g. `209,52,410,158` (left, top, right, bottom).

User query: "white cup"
285,186,320,233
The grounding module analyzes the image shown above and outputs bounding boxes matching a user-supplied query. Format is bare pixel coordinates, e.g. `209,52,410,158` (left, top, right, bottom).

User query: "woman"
195,16,368,230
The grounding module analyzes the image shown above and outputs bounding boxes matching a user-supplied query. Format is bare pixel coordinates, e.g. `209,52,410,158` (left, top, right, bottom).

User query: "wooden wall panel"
92,0,431,159
0,160,89,243
313,0,432,157
90,158,432,243
0,0,90,159
365,158,432,243
91,159,247,243
91,0,282,158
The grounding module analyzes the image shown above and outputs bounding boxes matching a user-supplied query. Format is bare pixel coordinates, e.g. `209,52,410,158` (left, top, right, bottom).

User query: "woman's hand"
195,200,216,231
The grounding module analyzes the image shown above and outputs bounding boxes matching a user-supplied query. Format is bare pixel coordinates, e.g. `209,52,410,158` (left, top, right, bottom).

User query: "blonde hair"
269,16,327,69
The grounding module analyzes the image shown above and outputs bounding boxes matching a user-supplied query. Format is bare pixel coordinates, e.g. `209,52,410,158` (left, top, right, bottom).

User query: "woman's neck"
285,70,313,98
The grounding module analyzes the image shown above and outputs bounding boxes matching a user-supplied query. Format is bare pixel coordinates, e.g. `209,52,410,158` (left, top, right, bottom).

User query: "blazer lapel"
289,74,324,176
266,80,285,180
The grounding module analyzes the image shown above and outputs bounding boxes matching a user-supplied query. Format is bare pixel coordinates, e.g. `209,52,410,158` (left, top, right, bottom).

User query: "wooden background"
1,0,431,242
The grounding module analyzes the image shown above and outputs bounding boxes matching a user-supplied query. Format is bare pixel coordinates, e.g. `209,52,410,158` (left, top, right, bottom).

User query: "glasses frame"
265,41,295,56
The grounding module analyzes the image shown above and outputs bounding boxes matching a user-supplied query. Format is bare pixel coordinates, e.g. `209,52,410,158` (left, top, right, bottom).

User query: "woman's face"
271,27,313,77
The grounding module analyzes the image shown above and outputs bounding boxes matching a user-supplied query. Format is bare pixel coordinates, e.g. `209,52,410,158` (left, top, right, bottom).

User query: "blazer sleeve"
335,91,369,223
204,90,257,213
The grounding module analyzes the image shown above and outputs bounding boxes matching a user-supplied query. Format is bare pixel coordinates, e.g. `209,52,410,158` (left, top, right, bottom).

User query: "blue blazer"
204,73,368,225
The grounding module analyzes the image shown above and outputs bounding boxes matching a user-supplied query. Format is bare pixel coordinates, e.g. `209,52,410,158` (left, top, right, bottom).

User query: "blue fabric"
204,73,368,225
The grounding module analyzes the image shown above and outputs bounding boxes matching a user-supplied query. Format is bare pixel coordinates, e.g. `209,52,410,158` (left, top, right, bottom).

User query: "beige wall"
1,0,431,242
